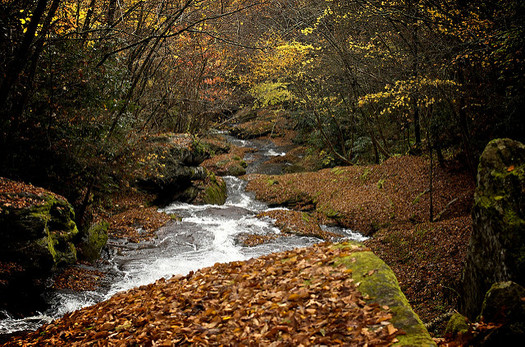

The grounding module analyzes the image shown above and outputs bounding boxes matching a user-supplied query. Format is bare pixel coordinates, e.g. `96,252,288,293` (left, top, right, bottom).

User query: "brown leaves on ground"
0,177,64,211
236,209,341,247
258,210,341,241
365,217,471,328
245,155,475,333
52,266,105,291
105,207,171,243
246,156,473,235
201,145,253,176
9,243,400,346
95,189,171,243
236,233,279,246
227,108,297,142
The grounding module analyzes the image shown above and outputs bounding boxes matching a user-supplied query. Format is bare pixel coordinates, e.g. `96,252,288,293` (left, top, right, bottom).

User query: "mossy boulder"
1,179,80,313
193,171,227,205
467,282,525,345
214,156,247,176
0,191,79,272
77,221,109,262
445,313,469,337
335,242,436,346
480,281,525,323
226,162,247,176
460,138,525,319
135,134,213,203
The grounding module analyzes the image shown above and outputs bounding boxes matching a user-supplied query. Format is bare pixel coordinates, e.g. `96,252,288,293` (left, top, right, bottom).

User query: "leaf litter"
245,154,474,334
8,242,401,346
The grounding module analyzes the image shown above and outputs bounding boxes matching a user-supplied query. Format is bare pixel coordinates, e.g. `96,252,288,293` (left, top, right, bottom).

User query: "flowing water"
0,136,367,336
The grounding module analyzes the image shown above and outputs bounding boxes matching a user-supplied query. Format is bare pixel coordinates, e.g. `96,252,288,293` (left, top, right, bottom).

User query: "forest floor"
9,242,405,346
246,155,474,335
88,127,473,340
241,125,474,339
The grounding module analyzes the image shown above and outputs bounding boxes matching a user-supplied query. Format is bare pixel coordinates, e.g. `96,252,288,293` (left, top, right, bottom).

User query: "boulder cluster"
0,178,107,313
455,138,525,344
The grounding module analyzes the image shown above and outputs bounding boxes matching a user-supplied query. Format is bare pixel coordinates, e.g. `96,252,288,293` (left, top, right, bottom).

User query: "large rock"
180,169,227,205
0,180,79,272
480,281,525,323
208,155,247,177
77,221,109,262
0,178,79,313
135,134,215,204
445,312,469,337
460,138,525,319
337,242,436,346
472,282,525,345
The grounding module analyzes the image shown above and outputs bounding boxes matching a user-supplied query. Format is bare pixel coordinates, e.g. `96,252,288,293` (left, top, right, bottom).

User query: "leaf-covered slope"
244,155,474,330
246,156,473,235
6,242,431,346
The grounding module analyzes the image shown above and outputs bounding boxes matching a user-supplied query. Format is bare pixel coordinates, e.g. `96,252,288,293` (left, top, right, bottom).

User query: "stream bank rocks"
460,138,525,319
76,221,109,262
338,242,436,346
134,133,227,205
0,178,80,313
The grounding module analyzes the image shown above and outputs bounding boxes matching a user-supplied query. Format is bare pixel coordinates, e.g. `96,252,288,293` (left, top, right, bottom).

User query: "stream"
0,136,367,336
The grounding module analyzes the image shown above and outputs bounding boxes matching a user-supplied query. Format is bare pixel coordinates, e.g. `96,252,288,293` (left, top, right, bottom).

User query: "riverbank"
2,126,473,343
2,132,438,345
7,241,433,346
245,154,474,336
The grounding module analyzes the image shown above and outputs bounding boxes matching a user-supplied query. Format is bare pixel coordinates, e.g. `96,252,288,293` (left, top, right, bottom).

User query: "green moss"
445,313,469,336
267,178,278,186
503,209,525,227
1,190,79,274
226,163,246,176
331,167,345,176
29,195,79,268
360,168,371,181
201,173,227,205
412,190,428,205
317,204,340,219
334,242,436,346
79,221,109,262
301,212,310,222
216,159,229,168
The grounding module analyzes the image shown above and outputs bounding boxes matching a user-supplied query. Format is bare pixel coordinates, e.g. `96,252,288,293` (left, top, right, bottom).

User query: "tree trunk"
0,0,50,109
81,0,97,40
107,0,117,26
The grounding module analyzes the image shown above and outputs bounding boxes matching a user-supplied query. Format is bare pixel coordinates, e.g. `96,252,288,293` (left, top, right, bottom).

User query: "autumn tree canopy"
1,0,523,222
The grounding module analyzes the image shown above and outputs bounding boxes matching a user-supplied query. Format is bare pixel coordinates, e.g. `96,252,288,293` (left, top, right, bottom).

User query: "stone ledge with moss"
77,221,109,262
1,177,80,313
0,178,79,272
460,138,525,319
192,170,227,205
335,241,436,346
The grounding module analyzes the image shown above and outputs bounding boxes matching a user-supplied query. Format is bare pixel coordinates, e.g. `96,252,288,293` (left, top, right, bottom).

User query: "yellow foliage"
358,78,459,116
247,39,315,85
249,82,295,108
